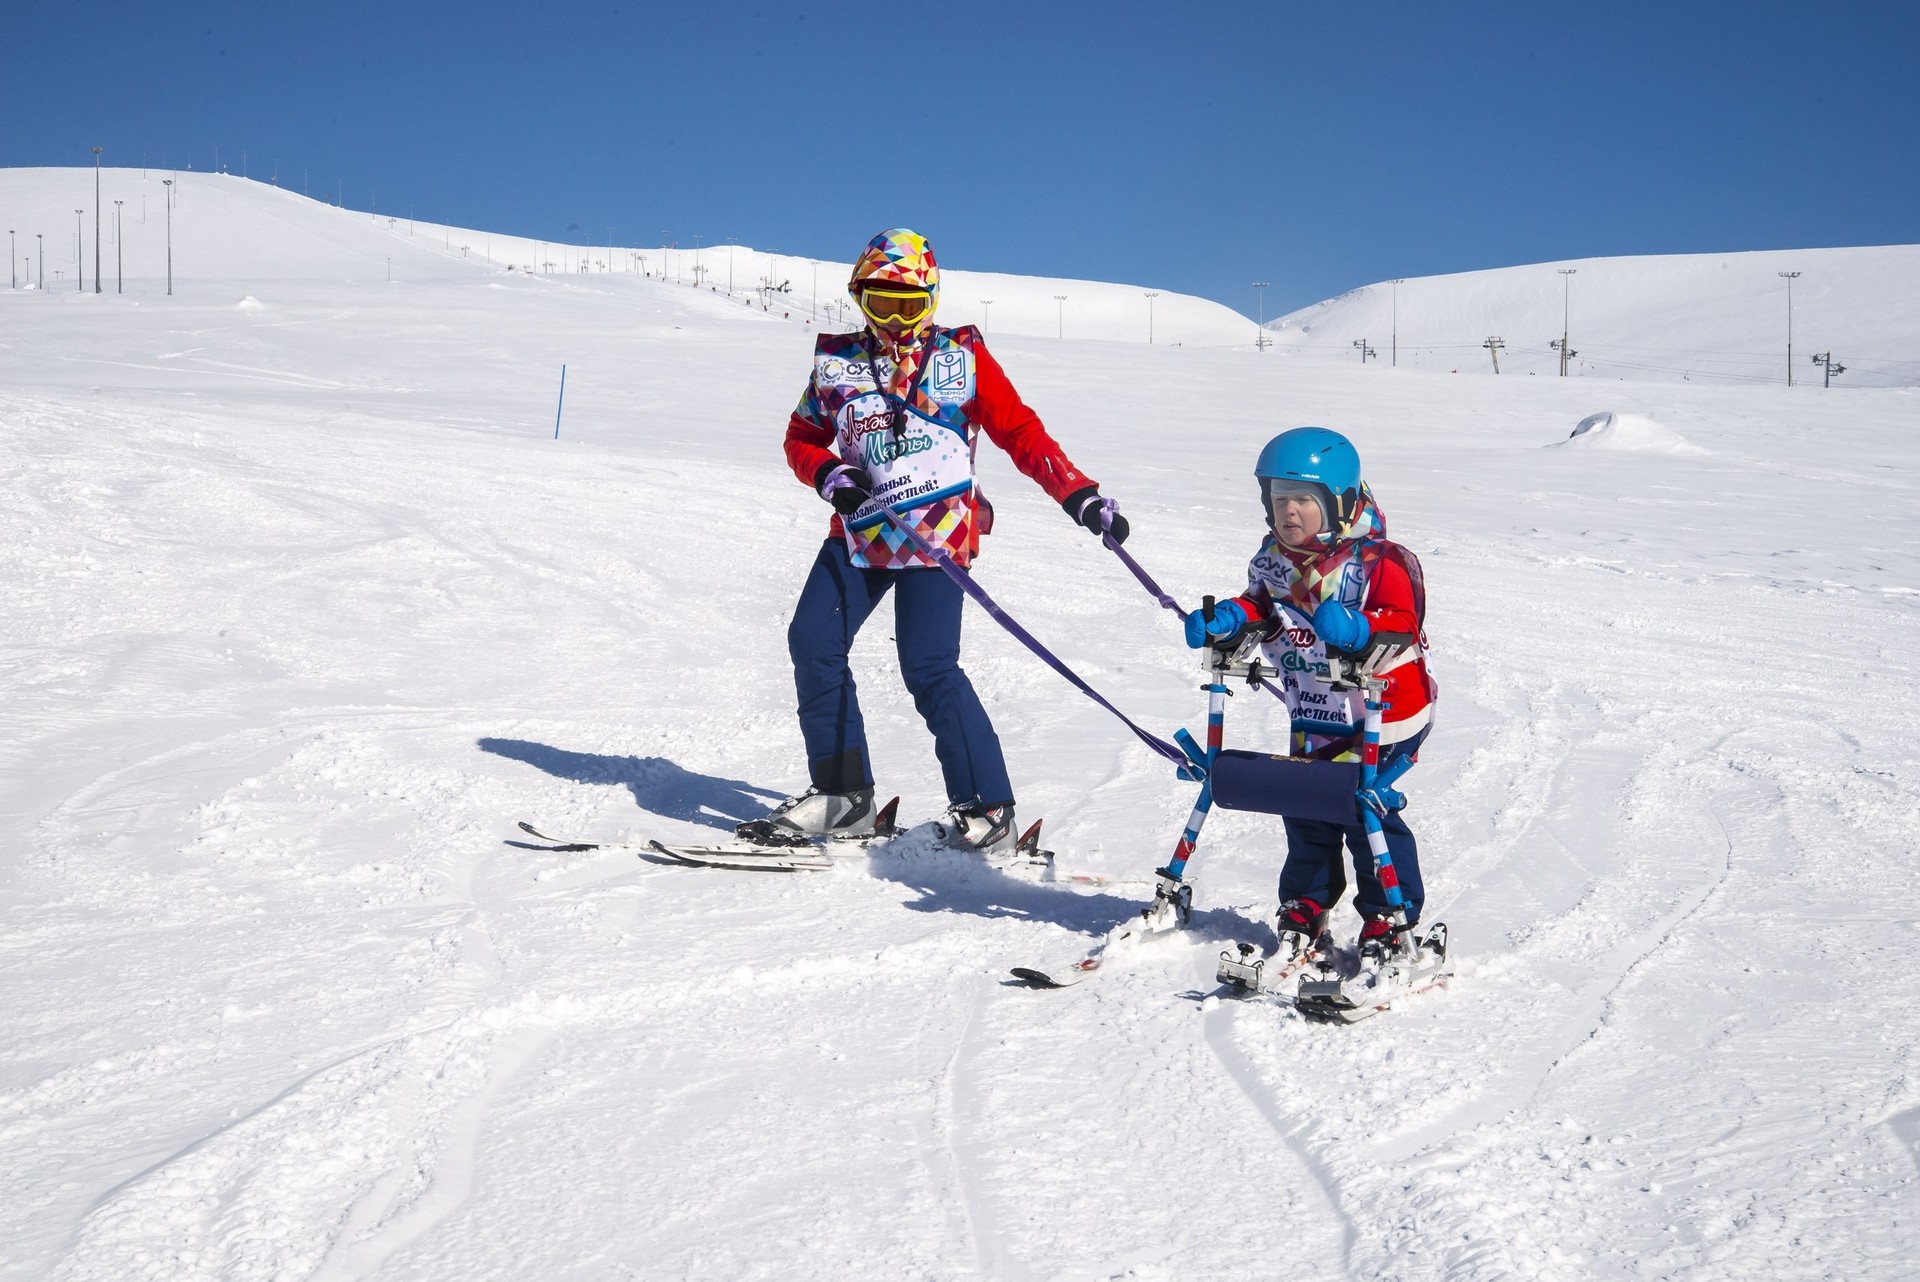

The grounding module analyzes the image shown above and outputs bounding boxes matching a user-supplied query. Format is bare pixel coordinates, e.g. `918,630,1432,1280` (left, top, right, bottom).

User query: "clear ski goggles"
856,285,934,326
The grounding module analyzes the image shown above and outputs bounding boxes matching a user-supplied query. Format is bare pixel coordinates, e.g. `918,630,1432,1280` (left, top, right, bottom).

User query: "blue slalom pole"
553,364,567,439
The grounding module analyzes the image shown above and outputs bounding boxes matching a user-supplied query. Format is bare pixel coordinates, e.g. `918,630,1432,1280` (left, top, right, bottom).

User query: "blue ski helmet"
1255,427,1363,537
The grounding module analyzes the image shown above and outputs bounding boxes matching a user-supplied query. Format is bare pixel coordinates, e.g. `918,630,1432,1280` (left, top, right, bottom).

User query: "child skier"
1183,427,1436,964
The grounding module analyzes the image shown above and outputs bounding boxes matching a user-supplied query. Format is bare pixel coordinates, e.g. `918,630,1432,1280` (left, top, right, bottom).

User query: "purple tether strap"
1094,496,1186,616
873,507,1187,766
1093,496,1300,711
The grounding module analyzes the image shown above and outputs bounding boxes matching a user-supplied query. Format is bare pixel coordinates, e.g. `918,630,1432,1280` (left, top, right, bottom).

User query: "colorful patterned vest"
802,326,987,569
1247,535,1435,758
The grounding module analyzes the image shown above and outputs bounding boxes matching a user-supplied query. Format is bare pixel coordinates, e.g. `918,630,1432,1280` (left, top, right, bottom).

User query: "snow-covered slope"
1271,244,1920,387
1,167,1254,346
3,166,1918,1281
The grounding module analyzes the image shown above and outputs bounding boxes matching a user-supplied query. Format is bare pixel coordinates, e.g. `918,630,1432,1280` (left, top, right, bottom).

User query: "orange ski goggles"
856,285,934,327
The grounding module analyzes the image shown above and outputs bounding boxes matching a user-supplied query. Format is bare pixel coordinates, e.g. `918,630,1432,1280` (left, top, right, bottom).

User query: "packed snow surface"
3,168,1918,1281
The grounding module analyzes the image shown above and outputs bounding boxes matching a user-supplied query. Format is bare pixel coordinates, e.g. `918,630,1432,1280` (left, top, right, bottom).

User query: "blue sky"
6,0,1916,315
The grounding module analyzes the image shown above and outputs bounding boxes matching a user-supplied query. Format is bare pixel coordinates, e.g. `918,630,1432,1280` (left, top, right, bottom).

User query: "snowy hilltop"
2,164,1917,1280
0,166,1255,347
1269,244,1920,387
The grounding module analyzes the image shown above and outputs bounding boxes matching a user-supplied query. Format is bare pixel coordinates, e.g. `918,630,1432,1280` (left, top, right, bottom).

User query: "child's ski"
1292,922,1452,1023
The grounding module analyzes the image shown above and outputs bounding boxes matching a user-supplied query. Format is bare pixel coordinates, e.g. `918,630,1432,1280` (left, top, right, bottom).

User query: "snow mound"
1553,411,1706,455
235,295,264,311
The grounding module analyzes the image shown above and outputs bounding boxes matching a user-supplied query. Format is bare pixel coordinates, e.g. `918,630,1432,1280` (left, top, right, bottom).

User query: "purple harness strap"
1094,497,1185,616
874,507,1186,766
1094,496,1305,713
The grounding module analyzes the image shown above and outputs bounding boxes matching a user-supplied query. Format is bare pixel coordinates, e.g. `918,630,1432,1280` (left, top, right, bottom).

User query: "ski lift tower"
1555,268,1578,376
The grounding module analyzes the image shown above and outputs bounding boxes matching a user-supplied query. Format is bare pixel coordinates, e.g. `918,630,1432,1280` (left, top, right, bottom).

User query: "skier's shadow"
864,841,1269,950
477,738,778,833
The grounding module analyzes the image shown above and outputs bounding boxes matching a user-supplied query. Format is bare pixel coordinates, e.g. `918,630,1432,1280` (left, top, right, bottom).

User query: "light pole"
1389,279,1405,367
38,234,44,292
980,299,992,333
1145,291,1159,344
661,231,671,282
114,202,122,293
1556,268,1577,376
1053,295,1067,338
92,146,103,293
1253,280,1270,350
74,211,84,291
1779,271,1801,386
8,231,13,289
162,180,173,295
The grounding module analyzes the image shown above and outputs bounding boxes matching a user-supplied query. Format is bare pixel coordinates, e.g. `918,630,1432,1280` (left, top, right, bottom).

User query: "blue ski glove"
1183,599,1249,649
1312,599,1372,654
814,462,874,517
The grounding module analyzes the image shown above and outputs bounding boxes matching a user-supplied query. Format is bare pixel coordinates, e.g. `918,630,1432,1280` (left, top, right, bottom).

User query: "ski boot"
936,800,1017,857
736,786,878,847
1358,913,1408,962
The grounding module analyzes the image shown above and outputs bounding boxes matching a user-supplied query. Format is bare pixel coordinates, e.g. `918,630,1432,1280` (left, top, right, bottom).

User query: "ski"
514,820,644,853
632,810,1097,879
515,798,901,859
1010,872,1192,987
645,840,836,871
1292,922,1453,1023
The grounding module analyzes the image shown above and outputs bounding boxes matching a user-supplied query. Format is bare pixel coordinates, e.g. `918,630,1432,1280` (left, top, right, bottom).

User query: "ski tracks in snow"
931,978,1009,1281
8,705,658,1281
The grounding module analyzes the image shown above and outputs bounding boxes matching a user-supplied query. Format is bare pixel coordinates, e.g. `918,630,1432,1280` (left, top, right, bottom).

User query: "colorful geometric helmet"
1255,427,1363,537
849,228,939,306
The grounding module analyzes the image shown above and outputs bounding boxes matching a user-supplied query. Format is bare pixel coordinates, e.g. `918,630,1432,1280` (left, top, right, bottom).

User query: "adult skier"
751,228,1128,852
1183,427,1437,962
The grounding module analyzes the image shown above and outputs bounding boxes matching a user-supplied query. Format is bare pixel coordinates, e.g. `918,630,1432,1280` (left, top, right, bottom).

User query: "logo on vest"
847,407,933,469
929,349,970,400
819,358,876,386
1281,649,1331,677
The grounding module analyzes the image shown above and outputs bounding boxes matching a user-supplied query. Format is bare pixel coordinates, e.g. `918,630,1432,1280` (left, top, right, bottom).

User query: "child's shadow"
478,737,778,833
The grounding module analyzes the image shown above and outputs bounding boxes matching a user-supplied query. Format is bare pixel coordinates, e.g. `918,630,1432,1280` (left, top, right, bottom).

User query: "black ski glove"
814,461,874,516
1062,486,1130,545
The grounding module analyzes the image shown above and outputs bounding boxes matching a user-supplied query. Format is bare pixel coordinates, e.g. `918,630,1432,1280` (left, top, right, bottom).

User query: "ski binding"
1215,931,1330,997
1292,921,1452,1023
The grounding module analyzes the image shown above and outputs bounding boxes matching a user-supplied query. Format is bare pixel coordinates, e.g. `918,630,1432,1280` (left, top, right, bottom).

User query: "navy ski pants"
788,539,1013,808
1277,733,1426,924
